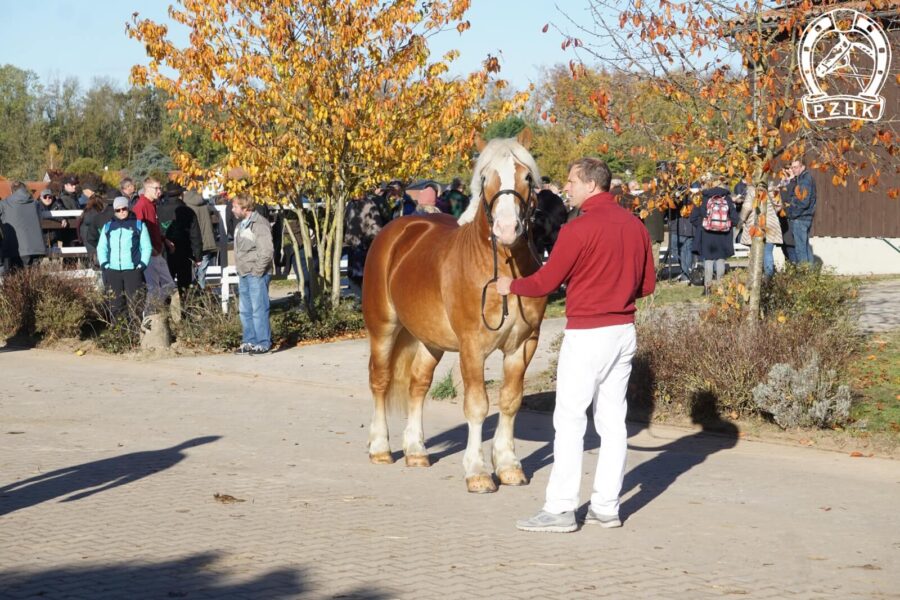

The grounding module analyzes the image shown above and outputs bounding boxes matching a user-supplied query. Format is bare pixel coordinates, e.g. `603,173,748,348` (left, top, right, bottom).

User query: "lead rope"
481,228,509,331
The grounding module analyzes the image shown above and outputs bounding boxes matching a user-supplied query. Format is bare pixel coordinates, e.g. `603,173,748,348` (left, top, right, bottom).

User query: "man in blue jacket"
97,197,152,320
784,159,817,264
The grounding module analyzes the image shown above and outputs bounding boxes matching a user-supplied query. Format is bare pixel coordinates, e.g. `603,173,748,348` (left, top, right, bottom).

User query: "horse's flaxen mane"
457,137,541,226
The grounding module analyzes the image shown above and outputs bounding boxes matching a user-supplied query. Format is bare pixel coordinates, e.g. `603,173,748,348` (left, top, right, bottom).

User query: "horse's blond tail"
385,328,417,415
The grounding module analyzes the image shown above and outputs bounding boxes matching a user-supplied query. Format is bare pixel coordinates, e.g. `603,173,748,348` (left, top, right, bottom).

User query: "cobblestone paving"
1,334,898,598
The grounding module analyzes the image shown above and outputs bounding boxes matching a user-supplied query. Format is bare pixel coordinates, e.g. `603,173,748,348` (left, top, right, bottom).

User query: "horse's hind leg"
403,343,443,467
493,337,538,486
368,326,401,464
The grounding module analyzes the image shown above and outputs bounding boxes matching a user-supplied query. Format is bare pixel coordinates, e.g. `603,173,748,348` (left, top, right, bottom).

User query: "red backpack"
702,195,731,232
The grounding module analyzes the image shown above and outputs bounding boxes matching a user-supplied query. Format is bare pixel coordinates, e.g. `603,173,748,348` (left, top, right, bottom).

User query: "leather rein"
479,174,542,331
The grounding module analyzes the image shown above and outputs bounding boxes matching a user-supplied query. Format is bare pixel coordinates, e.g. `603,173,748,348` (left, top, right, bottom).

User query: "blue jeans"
764,243,776,277
238,273,271,350
790,218,814,264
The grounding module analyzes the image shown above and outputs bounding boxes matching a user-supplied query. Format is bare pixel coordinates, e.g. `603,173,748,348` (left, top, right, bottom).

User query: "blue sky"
3,0,595,91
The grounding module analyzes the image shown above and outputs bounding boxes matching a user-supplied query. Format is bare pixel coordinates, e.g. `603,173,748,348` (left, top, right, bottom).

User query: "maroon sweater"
132,195,163,254
511,192,655,329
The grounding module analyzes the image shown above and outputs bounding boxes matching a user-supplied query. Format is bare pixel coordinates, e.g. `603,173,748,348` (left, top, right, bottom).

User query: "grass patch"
430,372,458,400
849,330,900,435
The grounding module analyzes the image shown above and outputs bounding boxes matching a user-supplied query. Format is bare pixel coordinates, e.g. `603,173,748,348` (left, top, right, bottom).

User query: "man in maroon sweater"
497,158,655,533
133,176,176,312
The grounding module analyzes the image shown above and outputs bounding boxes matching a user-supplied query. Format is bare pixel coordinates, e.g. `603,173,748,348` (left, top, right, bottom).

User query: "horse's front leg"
493,336,538,486
460,345,497,493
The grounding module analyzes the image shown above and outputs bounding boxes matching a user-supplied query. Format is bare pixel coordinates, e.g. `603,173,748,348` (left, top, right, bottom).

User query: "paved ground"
858,279,900,333
2,315,899,599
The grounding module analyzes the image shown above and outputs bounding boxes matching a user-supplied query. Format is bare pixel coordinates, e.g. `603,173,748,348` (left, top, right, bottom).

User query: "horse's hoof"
405,454,431,468
466,474,498,494
497,467,528,486
369,452,394,464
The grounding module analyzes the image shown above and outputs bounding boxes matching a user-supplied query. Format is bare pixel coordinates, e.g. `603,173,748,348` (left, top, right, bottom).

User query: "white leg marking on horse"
402,402,426,456
463,417,487,477
493,412,520,472
369,405,390,455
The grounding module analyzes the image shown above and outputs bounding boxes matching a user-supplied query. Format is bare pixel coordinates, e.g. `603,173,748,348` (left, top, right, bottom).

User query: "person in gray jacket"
232,194,274,355
183,189,219,289
0,181,46,271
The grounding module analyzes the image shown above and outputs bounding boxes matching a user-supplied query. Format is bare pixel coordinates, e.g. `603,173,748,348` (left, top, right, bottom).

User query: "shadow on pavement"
615,392,739,521
0,436,221,516
0,551,393,599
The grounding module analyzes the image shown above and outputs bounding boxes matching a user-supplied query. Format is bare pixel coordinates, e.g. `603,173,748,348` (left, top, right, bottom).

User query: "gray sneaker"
515,510,577,533
584,508,622,528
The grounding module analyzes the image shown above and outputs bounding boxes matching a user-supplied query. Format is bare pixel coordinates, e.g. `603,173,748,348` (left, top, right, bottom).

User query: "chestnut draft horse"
362,131,548,493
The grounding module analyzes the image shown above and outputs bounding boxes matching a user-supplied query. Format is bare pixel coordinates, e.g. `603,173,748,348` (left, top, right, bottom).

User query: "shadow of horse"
0,436,221,516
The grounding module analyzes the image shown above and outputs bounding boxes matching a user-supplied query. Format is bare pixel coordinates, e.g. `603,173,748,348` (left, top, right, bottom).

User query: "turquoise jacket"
97,215,152,271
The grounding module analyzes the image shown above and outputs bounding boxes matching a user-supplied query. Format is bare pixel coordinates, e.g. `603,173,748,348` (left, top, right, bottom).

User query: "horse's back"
362,214,461,347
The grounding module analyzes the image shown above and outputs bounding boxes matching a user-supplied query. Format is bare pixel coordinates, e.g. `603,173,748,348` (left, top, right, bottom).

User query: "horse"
532,189,569,257
362,130,547,493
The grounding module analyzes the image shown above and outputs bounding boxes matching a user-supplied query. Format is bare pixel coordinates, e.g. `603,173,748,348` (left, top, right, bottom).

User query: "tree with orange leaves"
554,0,898,319
128,0,525,307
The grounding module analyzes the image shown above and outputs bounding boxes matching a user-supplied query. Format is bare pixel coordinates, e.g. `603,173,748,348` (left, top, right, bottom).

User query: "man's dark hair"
569,158,612,192
10,181,26,193
541,175,552,185
120,177,134,189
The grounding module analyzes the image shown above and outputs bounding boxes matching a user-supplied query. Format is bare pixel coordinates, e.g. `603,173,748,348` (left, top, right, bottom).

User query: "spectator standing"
0,181,46,270
639,180,665,274
344,192,385,297
690,180,739,294
386,181,415,219
739,185,785,277
413,184,442,215
38,188,70,250
496,158,655,533
783,159,817,264
232,194,274,355
97,197,152,320
133,177,176,312
161,184,202,298
668,185,696,283
120,177,138,209
58,176,80,210
78,181,98,209
78,194,115,265
183,189,218,289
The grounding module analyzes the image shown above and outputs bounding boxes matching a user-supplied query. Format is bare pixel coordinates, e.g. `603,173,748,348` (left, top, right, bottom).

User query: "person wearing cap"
59,176,81,211
38,187,69,249
413,184,442,215
78,181,98,209
97,197,152,320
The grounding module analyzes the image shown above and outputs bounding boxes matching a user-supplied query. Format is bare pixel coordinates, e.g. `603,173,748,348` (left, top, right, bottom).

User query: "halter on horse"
362,130,547,493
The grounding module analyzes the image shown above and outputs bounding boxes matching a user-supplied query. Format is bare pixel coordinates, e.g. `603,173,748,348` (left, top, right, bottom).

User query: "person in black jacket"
78,195,114,266
690,180,740,294
160,183,202,298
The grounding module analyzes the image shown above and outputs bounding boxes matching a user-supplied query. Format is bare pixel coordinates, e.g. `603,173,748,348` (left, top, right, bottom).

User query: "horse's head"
458,129,540,247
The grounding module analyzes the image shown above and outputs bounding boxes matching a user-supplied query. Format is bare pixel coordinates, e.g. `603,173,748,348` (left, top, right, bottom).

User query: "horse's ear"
516,127,533,149
474,133,487,152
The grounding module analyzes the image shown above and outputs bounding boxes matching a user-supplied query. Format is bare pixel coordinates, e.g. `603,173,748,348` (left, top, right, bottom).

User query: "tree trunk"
283,210,307,303
331,195,346,307
294,206,319,318
746,235,765,322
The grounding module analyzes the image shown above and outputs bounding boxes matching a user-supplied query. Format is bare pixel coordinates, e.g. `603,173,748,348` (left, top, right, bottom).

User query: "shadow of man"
0,436,221,516
616,393,739,522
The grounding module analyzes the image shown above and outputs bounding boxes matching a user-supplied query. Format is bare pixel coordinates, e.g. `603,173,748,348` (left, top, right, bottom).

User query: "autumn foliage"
128,0,524,304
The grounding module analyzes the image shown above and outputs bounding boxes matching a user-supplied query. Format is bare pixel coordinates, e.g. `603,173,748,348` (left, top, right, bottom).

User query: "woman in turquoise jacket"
96,197,152,319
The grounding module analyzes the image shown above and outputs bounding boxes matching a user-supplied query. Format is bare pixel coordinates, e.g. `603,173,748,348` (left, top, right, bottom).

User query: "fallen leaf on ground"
849,451,864,457
213,493,245,504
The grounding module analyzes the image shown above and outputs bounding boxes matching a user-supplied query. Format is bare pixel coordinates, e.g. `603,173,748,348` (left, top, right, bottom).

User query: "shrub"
271,298,365,346
629,267,863,424
0,264,103,341
173,290,242,351
752,354,852,429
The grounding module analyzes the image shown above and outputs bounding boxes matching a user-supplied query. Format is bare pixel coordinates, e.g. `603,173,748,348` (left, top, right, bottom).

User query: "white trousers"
144,254,176,312
543,323,637,515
